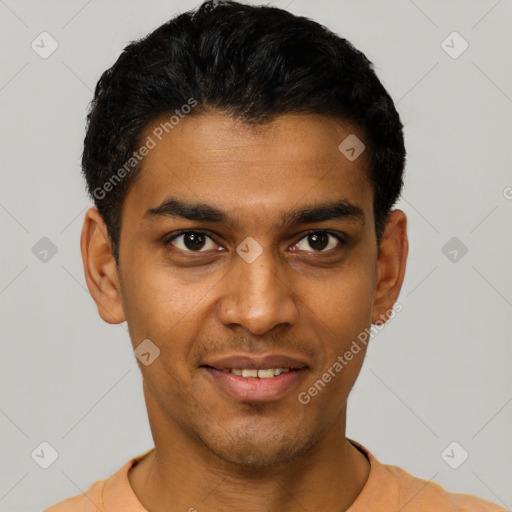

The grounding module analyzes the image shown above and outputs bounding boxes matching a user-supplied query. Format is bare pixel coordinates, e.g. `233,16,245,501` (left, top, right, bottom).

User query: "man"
44,1,506,510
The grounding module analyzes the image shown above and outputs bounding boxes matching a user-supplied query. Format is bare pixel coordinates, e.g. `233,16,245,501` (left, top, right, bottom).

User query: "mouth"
204,366,294,378
200,365,309,401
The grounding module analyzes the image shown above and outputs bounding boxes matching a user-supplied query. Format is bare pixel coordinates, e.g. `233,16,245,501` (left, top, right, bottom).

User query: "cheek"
299,261,375,399
299,277,372,412
306,262,375,336
122,251,196,318
120,261,217,368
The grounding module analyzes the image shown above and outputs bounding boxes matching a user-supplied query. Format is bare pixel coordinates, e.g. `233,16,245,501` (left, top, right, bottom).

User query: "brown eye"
167,231,220,252
292,231,345,253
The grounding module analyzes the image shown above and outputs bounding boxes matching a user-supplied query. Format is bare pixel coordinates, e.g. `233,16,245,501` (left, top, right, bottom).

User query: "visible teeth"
257,369,275,379
231,368,290,378
241,369,258,378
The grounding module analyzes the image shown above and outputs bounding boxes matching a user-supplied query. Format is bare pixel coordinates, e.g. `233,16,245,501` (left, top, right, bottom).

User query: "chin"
204,428,318,471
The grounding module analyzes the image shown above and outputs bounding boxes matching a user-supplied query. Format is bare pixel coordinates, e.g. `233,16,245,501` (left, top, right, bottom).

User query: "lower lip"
201,367,308,402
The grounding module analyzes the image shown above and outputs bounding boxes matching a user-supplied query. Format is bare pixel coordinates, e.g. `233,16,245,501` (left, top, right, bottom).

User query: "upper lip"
201,353,310,370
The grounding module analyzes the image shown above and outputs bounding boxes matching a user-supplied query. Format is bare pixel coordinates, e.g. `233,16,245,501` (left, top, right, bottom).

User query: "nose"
217,245,299,336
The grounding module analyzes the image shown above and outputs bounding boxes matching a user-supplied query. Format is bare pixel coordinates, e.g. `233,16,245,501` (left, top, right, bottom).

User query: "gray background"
0,0,511,510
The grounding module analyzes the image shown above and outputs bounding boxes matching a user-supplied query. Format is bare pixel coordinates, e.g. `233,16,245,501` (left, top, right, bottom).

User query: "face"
82,112,407,468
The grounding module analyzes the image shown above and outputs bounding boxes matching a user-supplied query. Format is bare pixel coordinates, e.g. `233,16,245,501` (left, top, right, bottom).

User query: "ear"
371,209,408,324
80,206,126,324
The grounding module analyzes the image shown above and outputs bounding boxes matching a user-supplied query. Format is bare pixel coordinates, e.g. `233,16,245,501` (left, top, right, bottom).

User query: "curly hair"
82,0,406,265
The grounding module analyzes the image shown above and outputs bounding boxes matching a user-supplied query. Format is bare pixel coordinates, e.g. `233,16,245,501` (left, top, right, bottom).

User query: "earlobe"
80,206,126,324
371,209,408,324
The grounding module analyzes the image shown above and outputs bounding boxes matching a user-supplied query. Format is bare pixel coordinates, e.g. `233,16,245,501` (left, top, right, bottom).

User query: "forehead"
122,112,373,228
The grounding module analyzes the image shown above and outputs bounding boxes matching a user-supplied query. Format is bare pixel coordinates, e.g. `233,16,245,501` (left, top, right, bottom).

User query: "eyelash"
163,229,348,255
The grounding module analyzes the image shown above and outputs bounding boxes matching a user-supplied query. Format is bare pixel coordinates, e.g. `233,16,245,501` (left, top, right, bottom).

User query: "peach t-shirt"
43,440,507,511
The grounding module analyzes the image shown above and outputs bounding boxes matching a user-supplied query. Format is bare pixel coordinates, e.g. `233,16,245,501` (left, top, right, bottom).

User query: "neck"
128,400,370,512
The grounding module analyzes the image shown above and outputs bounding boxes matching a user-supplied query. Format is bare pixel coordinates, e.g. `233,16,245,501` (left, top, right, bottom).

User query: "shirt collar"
102,440,399,512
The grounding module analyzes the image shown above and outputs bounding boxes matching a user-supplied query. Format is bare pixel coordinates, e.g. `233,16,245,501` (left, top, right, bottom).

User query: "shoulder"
385,463,508,511
348,439,507,512
42,448,154,511
42,478,106,512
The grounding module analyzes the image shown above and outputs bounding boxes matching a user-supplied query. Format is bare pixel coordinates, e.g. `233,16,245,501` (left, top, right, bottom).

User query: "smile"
222,368,290,378
201,366,307,401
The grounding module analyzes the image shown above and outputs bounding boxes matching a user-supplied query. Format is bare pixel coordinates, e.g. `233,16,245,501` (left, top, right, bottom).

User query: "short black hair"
82,0,406,265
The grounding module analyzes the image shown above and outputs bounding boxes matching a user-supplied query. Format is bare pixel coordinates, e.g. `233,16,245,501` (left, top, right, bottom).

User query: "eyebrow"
144,196,365,228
